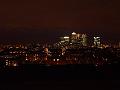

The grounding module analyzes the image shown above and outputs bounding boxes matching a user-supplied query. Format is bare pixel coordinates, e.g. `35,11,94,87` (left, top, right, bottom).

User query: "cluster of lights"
9,51,25,54
5,60,17,66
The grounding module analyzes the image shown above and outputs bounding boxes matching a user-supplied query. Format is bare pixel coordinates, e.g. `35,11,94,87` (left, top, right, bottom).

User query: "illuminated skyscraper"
71,32,81,43
60,36,69,43
94,37,101,47
58,32,88,48
63,36,70,42
71,32,77,43
81,34,87,46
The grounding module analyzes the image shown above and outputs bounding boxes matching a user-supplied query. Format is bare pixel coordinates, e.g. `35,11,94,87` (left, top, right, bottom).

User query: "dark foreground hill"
0,64,120,90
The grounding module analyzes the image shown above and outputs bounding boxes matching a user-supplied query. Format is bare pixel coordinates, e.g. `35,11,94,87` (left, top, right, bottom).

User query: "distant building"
94,37,101,47
81,34,87,46
70,32,81,43
60,36,69,42
58,32,88,48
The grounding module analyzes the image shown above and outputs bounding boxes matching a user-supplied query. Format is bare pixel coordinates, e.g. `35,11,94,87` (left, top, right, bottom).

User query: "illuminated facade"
60,36,69,43
59,32,88,47
71,32,81,43
94,37,101,47
81,34,87,46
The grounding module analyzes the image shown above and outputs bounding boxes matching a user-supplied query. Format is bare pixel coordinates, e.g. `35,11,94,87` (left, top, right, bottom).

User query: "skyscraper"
81,34,87,46
71,32,81,44
94,37,101,47
58,32,88,48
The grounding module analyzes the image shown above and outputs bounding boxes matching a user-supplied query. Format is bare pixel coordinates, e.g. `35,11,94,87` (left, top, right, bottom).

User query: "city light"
72,32,76,35
0,32,119,66
64,36,69,39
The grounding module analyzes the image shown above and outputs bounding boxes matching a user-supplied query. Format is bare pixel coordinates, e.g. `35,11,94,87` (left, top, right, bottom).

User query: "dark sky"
0,0,120,43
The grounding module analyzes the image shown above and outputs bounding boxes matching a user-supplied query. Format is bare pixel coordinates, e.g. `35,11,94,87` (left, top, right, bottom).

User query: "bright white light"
57,59,59,61
26,58,28,61
96,37,100,38
94,37,100,39
64,36,69,39
53,59,55,61
13,63,17,66
72,32,76,35
6,60,8,66
6,62,8,66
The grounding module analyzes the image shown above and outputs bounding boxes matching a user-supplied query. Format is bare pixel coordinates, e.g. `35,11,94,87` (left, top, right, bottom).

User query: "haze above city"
0,0,120,43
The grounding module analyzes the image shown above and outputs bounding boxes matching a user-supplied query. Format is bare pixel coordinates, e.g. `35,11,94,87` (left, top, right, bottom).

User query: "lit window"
53,59,55,61
57,59,59,61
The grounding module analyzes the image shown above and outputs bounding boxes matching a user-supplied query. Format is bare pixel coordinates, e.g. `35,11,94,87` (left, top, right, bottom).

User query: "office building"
94,37,101,47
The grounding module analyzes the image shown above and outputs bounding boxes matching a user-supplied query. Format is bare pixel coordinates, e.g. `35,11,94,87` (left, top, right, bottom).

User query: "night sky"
0,0,120,43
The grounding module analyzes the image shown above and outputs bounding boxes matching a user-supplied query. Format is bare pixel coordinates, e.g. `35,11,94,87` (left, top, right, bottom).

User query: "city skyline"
0,28,119,44
0,1,120,89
